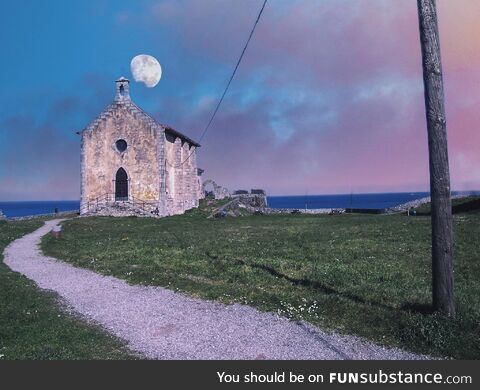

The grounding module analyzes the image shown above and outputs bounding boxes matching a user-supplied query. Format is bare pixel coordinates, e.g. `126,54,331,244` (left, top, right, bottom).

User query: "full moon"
130,54,162,88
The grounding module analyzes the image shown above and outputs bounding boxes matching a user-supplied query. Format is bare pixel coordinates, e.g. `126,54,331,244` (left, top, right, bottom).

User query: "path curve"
4,220,427,360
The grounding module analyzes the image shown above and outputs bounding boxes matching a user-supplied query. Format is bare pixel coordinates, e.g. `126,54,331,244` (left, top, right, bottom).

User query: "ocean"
0,201,80,219
266,191,479,210
1,191,478,218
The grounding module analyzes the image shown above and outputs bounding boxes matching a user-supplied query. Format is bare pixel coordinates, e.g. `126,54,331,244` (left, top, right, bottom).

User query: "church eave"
164,127,200,148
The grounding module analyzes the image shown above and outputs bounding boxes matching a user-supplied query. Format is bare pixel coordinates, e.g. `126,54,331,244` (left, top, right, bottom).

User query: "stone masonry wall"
164,138,200,215
82,104,161,205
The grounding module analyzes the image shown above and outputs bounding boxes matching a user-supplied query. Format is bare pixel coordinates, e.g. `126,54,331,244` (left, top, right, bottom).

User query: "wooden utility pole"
417,0,455,316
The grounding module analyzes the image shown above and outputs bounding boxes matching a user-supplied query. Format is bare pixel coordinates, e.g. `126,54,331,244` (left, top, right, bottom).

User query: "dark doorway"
115,168,128,201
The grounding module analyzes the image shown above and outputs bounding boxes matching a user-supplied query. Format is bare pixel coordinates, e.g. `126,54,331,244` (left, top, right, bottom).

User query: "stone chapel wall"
81,105,161,205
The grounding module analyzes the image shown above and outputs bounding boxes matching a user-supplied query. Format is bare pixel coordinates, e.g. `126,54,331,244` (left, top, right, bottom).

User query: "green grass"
0,219,135,359
42,200,480,359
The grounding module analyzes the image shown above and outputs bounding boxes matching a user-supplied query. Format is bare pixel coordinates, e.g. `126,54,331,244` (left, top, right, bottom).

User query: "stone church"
78,77,203,217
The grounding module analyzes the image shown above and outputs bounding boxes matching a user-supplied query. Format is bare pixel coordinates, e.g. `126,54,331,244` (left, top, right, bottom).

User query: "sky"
0,0,479,200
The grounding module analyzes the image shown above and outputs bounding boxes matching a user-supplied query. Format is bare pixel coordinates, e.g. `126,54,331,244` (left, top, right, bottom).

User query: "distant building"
78,77,203,217
233,190,249,195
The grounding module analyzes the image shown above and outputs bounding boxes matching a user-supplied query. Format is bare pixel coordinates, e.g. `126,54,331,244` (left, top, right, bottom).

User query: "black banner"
0,360,477,389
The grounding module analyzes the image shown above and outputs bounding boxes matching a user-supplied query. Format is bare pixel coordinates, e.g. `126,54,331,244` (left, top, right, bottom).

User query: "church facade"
79,77,203,217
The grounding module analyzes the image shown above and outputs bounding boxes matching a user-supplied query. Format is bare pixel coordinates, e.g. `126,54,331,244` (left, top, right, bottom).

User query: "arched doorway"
115,168,128,201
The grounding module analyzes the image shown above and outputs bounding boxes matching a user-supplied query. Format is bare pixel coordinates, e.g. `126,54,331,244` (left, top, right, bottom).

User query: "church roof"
77,78,200,147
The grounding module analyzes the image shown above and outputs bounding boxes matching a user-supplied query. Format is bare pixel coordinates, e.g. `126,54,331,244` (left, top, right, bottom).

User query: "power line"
169,0,268,168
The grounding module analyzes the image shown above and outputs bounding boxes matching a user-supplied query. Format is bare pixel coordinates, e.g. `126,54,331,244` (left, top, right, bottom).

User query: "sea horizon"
1,190,479,219
2,189,480,203
268,190,479,210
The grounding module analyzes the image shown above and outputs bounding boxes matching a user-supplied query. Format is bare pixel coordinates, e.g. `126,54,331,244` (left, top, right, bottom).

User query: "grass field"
0,219,135,359
42,201,480,359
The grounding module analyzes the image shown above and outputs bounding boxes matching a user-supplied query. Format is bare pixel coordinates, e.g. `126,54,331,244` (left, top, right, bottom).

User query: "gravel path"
4,219,428,360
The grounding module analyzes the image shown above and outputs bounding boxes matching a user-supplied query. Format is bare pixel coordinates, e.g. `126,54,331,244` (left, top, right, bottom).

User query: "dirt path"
4,219,428,360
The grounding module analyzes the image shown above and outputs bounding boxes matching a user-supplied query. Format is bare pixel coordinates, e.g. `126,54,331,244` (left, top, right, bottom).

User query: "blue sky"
1,0,479,200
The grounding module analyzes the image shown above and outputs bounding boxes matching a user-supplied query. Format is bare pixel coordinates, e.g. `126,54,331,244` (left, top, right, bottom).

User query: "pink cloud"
152,0,479,194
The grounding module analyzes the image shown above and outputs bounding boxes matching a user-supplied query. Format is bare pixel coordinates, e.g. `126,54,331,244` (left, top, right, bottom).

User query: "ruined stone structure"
202,179,231,200
79,77,202,217
233,193,268,208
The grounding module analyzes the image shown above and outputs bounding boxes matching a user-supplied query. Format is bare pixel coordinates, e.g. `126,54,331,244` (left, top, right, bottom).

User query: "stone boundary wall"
262,208,344,215
385,197,431,213
213,196,342,215
8,210,80,221
385,194,465,213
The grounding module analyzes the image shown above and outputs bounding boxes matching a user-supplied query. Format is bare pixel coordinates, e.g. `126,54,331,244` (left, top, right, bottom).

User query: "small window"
116,139,127,152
